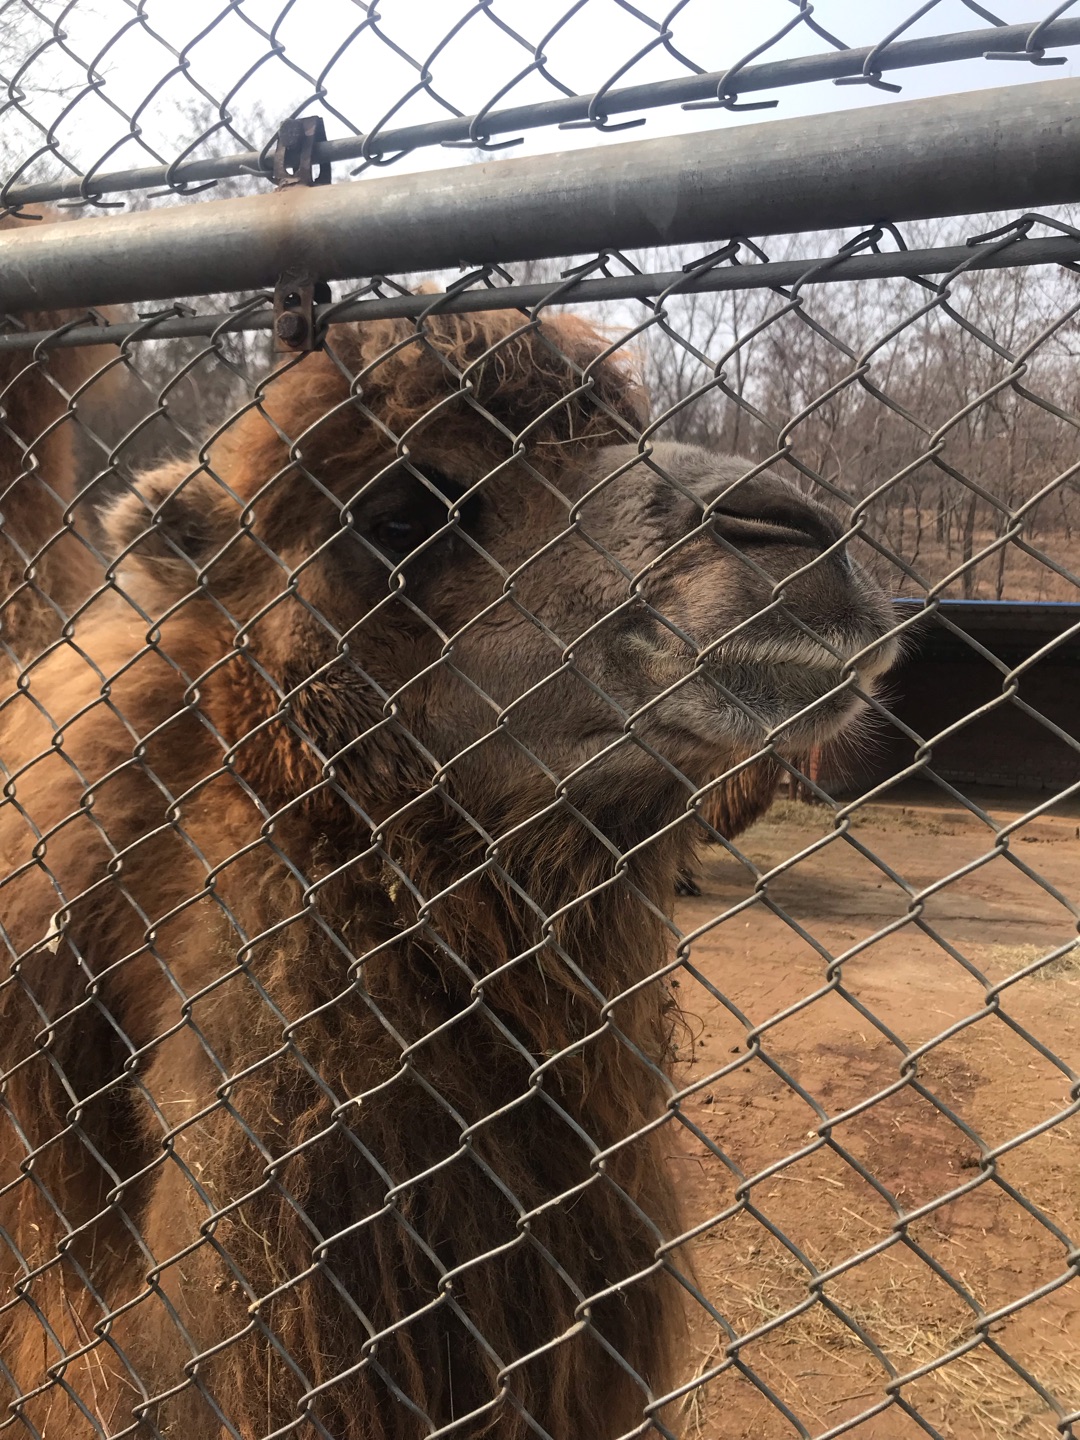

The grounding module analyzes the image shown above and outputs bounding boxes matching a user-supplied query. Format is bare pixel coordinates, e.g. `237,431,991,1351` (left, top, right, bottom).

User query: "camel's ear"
104,463,241,594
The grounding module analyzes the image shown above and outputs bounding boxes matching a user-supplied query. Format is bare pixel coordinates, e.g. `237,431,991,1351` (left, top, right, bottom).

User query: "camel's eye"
371,517,427,556
365,466,473,561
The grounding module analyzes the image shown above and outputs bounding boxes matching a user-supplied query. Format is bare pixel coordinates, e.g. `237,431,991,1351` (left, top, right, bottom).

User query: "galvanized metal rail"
3,80,1080,315
1,234,1078,352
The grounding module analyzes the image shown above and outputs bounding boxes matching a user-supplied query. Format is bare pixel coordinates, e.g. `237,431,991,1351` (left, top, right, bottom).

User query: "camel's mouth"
619,617,901,758
700,624,901,742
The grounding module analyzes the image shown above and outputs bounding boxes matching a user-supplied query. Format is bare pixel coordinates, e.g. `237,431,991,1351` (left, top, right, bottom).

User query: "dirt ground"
662,788,1080,1440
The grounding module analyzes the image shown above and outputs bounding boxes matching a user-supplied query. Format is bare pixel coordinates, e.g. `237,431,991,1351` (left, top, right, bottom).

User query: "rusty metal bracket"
272,116,332,189
272,117,332,352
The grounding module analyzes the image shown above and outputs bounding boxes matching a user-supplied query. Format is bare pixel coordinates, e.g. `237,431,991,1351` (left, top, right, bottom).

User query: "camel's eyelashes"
371,516,429,556
411,464,462,504
367,467,478,559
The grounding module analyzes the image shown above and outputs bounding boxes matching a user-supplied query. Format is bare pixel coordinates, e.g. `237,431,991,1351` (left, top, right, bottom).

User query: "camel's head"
105,309,897,838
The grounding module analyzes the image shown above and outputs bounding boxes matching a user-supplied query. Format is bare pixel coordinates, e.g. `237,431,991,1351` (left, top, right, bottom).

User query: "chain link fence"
1,7,1079,1440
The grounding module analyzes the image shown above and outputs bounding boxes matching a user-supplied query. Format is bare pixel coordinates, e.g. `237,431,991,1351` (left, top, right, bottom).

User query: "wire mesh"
1,8,1080,1440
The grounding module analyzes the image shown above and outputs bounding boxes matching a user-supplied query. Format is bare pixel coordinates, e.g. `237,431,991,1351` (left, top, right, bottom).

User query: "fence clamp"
272,117,332,353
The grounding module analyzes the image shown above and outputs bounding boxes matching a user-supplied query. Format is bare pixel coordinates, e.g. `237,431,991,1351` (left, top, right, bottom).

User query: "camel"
0,296,898,1438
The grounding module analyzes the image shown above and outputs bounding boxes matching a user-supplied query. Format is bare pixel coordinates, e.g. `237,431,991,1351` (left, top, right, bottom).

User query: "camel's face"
107,321,898,829
253,440,897,819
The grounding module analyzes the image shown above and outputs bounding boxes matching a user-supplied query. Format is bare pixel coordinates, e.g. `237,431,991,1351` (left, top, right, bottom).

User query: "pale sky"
2,0,1076,196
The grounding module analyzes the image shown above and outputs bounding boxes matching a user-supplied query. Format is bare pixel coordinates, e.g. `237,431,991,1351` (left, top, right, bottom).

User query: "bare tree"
627,225,1080,603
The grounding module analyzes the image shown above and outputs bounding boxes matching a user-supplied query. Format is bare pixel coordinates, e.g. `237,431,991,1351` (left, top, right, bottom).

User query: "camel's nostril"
709,500,842,556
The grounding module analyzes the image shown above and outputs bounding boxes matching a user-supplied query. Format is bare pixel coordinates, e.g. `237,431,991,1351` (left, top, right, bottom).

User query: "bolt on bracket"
272,117,333,352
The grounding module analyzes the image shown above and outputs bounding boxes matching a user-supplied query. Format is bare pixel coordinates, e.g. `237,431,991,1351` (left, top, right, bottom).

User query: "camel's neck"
362,800,689,1082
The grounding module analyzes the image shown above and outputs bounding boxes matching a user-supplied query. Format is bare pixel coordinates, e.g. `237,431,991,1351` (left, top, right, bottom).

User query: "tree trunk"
961,490,979,598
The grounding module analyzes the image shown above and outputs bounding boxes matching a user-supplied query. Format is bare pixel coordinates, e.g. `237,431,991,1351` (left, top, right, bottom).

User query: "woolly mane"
702,755,783,839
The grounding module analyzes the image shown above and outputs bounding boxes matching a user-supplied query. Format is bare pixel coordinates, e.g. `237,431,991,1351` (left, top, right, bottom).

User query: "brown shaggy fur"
0,216,111,670
704,756,783,839
0,301,894,1438
674,760,783,896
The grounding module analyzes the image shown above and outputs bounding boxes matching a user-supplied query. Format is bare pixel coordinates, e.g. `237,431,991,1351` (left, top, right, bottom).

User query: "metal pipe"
3,79,1080,315
5,17,1080,209
2,237,1077,353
